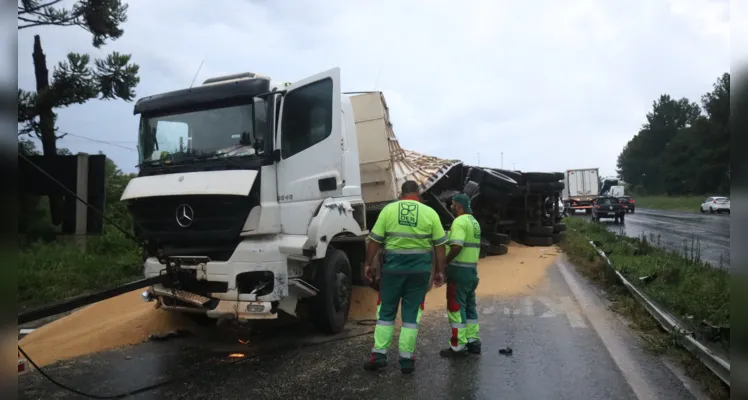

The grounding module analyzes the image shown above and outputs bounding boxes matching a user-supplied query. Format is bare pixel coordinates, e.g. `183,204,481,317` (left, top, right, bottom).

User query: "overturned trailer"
350,92,566,253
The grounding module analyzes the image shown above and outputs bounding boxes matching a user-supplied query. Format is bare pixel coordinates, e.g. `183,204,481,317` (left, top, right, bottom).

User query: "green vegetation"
18,141,140,309
631,195,708,213
560,217,729,399
561,217,729,326
617,73,729,197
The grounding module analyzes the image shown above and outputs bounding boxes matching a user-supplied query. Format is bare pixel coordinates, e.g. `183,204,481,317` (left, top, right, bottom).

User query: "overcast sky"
18,0,729,178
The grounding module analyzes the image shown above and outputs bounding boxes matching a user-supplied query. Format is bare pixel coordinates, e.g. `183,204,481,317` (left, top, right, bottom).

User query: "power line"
63,133,137,151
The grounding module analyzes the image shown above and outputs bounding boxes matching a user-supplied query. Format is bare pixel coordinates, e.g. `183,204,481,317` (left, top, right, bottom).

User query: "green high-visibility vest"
447,214,481,268
368,199,448,274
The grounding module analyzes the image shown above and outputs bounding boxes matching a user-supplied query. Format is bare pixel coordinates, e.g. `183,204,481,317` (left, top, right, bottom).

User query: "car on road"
700,197,730,214
591,196,626,223
618,196,635,213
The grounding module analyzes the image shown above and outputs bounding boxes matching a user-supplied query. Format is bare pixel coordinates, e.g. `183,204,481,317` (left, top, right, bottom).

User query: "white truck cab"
122,68,369,333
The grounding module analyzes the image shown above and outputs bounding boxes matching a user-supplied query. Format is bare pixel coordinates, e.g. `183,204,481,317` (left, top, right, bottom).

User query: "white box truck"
122,68,461,334
564,168,600,214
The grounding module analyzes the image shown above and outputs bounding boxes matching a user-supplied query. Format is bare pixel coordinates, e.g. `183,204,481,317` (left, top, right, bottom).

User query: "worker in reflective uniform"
440,193,482,357
363,180,448,374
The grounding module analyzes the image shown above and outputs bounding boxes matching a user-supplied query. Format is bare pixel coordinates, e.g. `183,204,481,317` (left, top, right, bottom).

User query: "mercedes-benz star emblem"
176,204,194,228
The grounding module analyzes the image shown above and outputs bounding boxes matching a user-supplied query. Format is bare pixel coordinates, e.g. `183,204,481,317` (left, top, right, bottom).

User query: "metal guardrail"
587,240,731,387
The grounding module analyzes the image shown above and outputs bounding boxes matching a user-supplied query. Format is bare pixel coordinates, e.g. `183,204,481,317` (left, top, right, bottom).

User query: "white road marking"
513,308,521,316
522,297,535,316
504,307,511,316
481,305,496,315
560,296,588,328
537,296,558,318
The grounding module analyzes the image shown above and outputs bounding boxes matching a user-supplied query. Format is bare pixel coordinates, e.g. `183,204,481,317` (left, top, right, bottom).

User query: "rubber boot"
399,357,416,374
466,340,482,355
363,353,388,371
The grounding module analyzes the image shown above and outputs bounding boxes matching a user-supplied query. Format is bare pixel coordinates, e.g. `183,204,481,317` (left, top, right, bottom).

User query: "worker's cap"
452,193,472,213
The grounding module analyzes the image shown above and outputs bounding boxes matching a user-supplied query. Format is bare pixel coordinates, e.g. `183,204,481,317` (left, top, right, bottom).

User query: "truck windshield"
138,104,264,164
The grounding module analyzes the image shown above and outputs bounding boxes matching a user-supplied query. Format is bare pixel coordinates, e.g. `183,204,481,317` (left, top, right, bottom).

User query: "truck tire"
523,172,563,183
522,236,554,247
482,169,518,189
486,244,509,256
553,222,566,233
493,169,523,184
463,180,480,198
310,249,352,334
527,181,565,193
527,226,553,237
485,232,510,246
552,233,564,244
485,244,506,256
585,208,592,215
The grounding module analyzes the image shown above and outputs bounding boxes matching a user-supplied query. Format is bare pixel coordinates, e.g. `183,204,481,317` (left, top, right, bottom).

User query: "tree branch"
18,0,66,15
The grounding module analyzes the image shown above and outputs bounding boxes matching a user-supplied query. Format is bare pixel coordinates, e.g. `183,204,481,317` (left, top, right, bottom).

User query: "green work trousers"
371,272,430,360
446,267,480,351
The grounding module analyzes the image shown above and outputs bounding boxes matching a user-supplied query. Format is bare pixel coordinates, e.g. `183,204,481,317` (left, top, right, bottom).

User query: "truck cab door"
275,67,343,235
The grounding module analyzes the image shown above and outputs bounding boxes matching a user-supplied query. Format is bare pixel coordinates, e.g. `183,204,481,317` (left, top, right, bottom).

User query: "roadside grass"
19,229,142,309
559,217,729,399
632,195,708,213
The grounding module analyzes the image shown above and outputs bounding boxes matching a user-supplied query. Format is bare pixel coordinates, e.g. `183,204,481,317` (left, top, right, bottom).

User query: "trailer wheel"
482,169,518,189
463,180,480,198
553,222,566,233
552,233,564,244
493,169,523,184
498,244,509,255
485,232,510,246
486,243,509,256
522,236,554,247
310,249,352,334
585,208,592,215
527,226,553,237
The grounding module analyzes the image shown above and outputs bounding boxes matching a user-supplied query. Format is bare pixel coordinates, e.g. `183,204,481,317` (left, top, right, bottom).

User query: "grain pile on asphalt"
348,242,560,318
19,290,192,368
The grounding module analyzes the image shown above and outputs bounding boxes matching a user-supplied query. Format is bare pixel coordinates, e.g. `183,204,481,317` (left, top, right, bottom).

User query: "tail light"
596,205,600,209
713,200,717,204
631,199,635,203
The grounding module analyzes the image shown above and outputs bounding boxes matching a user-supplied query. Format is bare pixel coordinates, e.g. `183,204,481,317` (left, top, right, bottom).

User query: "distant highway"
571,208,730,269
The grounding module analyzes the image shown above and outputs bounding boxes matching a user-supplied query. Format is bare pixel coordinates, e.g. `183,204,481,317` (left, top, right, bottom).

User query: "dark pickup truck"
591,196,626,223
618,196,635,213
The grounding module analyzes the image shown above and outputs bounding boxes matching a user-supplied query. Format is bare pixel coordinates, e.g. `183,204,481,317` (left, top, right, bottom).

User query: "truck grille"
128,195,255,254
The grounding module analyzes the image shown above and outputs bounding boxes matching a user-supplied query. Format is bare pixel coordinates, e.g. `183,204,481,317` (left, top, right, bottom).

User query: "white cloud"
18,0,729,177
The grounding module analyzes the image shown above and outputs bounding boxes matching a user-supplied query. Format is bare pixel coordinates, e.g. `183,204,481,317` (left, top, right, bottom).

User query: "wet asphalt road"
570,208,730,268
19,257,699,400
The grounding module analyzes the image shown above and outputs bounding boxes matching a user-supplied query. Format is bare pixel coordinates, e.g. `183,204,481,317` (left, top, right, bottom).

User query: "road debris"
148,329,191,341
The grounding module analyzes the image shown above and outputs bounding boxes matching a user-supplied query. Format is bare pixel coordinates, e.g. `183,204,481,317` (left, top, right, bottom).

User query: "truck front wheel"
310,249,352,334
